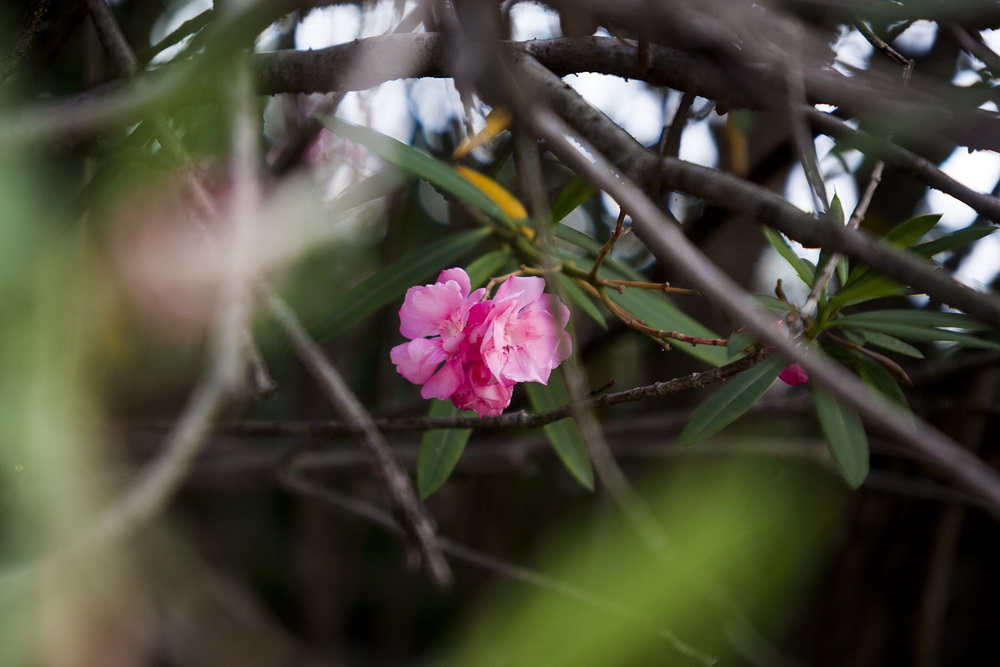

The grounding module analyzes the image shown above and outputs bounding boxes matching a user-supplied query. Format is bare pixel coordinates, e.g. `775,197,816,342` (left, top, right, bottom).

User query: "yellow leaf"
452,108,513,159
454,165,529,221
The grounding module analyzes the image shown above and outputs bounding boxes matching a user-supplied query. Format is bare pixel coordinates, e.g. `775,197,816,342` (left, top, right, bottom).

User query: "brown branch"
0,0,51,81
263,288,452,588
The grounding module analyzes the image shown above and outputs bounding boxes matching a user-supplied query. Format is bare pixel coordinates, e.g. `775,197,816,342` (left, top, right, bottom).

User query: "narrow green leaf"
465,248,514,288
829,193,845,226
551,176,596,223
855,355,910,409
320,116,518,226
610,286,729,365
329,167,413,213
726,330,758,358
841,322,1000,350
313,228,489,340
754,294,797,314
812,386,869,489
856,330,924,359
556,273,606,328
678,358,783,446
827,276,909,311
418,400,475,499
882,214,940,248
837,309,991,331
763,227,815,287
912,224,997,258
525,372,594,490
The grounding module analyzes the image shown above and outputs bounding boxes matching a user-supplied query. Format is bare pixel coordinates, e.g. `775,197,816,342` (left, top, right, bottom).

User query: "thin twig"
0,0,51,81
263,288,452,587
83,0,140,76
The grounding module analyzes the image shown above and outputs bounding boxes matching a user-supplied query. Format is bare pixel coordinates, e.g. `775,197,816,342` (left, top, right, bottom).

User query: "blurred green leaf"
555,273,606,328
882,213,940,247
418,400,475,499
329,167,413,213
855,355,910,409
912,224,997,258
525,372,594,490
763,227,815,287
312,227,489,340
465,248,514,288
812,386,869,488
678,358,783,446
856,330,924,359
320,116,518,226
836,309,991,330
551,176,596,223
835,321,1000,350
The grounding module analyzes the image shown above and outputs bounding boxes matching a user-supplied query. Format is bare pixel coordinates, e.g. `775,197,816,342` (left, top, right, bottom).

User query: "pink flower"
778,363,809,386
390,268,572,416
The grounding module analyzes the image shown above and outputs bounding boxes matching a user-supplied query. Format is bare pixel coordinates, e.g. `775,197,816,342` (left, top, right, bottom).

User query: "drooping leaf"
812,386,869,489
855,355,911,409
763,227,815,287
836,309,992,331
678,358,784,446
835,322,1000,350
551,176,596,223
525,371,594,490
320,116,519,226
418,400,475,499
313,228,490,340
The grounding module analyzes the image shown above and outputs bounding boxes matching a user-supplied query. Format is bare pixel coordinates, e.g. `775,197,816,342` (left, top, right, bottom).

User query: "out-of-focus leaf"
726,330,757,358
812,386,869,489
525,372,594,490
555,273,606,328
835,321,1000,350
418,400,475,499
912,225,997,258
465,248,514,288
826,275,910,311
882,214,940,247
836,309,991,331
454,165,529,220
313,228,489,340
329,167,413,213
754,295,797,313
320,116,518,226
763,227,815,287
551,176,596,223
855,355,910,409
829,193,845,226
678,358,783,446
857,330,924,358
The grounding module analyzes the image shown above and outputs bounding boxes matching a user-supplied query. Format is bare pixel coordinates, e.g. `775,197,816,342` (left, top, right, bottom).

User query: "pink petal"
390,338,446,385
421,359,463,400
436,268,471,297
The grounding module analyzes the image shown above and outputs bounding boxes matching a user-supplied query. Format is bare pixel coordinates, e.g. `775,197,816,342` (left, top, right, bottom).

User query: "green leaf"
678,358,783,446
912,224,997,258
836,309,991,331
827,275,909,311
837,322,1000,350
856,330,924,359
726,330,758,358
555,273,606,328
465,248,514,288
812,386,869,489
418,400,475,499
320,116,518,227
610,286,729,365
551,176,596,223
829,193,845,226
882,214,940,247
329,167,413,213
763,227,815,287
313,227,490,340
754,294,797,314
855,355,910,409
525,372,594,490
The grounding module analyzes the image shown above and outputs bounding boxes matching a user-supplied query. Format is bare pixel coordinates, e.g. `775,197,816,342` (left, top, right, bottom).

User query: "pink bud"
778,363,809,386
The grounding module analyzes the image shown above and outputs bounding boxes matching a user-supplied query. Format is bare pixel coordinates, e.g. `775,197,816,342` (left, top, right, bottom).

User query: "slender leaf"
418,400,475,499
856,330,924,359
313,228,490,340
840,322,1000,350
882,214,940,247
556,273,606,328
763,227,815,287
466,248,514,288
678,358,783,446
329,167,413,213
855,355,910,409
525,371,594,490
320,116,518,226
551,176,596,223
812,386,869,489
912,224,997,258
837,309,992,331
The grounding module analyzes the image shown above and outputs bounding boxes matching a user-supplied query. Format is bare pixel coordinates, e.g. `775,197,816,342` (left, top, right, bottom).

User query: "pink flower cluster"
391,268,572,416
